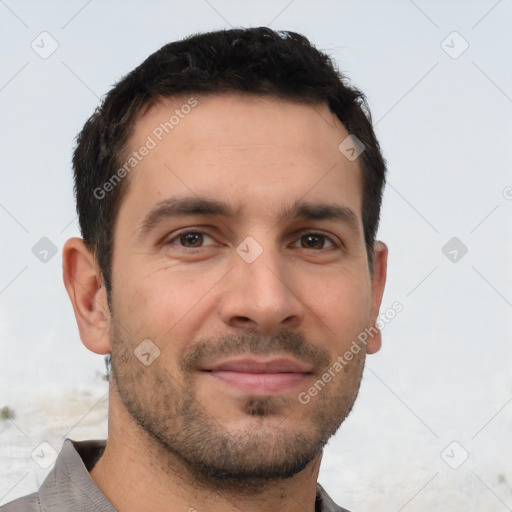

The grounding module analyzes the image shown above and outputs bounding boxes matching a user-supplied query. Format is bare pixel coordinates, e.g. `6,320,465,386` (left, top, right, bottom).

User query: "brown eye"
166,231,217,250
296,233,335,250
179,232,204,248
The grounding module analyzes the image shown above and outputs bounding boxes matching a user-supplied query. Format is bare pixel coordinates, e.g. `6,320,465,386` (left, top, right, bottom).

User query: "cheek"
114,267,217,354
298,267,372,336
117,264,185,321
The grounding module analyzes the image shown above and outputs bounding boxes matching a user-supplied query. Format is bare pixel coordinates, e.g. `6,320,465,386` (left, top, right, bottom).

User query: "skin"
63,93,388,512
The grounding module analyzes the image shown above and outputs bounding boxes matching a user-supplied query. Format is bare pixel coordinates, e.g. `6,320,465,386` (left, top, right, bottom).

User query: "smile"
201,356,313,395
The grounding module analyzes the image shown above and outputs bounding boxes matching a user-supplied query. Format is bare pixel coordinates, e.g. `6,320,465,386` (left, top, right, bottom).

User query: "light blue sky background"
1,1,511,510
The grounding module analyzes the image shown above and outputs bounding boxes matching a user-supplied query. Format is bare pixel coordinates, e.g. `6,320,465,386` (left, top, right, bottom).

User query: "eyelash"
165,230,341,251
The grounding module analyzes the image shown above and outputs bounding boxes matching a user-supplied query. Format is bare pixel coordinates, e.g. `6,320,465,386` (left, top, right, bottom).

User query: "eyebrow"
138,196,360,235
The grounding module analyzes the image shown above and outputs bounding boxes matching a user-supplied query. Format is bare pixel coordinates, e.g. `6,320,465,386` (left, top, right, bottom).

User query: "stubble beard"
109,322,365,492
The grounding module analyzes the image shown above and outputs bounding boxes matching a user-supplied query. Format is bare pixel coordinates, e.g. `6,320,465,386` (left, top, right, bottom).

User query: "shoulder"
316,483,352,512
0,492,40,512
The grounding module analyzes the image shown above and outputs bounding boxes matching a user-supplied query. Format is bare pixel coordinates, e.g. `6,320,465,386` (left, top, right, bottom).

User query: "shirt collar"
39,438,348,512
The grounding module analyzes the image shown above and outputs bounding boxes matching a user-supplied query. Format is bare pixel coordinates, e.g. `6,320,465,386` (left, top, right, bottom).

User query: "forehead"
132,93,349,160
118,93,363,230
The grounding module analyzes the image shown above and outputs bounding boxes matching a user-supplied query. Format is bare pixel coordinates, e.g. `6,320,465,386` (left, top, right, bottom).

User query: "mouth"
200,356,314,395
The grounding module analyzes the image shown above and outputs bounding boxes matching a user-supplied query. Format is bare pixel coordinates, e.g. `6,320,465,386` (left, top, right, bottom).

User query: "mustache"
180,328,331,374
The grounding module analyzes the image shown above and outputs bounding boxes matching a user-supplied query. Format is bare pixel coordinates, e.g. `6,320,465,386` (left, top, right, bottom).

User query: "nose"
218,239,305,338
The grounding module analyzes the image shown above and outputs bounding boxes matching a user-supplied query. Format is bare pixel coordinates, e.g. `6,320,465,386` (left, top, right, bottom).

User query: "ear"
62,237,111,355
365,241,388,355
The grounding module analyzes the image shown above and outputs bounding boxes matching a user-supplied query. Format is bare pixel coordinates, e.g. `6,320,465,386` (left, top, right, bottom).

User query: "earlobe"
365,241,388,355
62,237,111,355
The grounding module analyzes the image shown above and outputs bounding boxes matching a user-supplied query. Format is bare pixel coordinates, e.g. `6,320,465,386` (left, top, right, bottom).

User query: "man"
1,27,387,512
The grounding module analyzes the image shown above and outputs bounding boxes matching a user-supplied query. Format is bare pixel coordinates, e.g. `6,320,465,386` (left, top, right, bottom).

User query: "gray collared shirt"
0,439,350,512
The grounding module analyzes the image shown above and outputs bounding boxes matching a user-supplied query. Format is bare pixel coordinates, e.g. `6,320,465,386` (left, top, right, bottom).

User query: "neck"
89,384,323,512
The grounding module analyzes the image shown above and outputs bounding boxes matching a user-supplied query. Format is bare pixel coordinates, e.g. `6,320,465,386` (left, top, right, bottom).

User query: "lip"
201,356,313,395
204,356,314,373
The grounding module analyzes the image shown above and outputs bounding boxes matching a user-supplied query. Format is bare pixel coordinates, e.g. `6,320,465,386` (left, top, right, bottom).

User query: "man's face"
107,93,383,487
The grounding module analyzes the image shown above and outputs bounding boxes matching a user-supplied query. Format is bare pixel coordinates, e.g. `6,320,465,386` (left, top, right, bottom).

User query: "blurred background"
1,1,511,510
